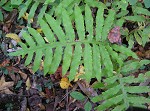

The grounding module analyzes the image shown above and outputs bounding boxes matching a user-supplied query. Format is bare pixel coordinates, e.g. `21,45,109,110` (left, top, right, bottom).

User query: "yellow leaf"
60,77,72,89
74,65,85,82
22,13,33,23
5,33,21,42
36,28,43,33
26,77,31,90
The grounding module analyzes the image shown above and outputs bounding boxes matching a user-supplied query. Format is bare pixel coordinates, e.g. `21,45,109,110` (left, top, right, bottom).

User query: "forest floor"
0,4,150,111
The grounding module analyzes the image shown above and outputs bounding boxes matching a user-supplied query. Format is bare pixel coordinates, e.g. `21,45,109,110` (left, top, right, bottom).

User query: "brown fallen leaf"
38,103,46,110
77,80,98,97
6,66,27,80
136,51,144,58
26,77,31,90
145,50,150,59
0,59,10,67
3,9,18,33
0,75,14,94
18,70,28,80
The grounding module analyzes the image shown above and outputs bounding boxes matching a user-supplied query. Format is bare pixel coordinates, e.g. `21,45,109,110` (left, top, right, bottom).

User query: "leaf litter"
0,1,150,111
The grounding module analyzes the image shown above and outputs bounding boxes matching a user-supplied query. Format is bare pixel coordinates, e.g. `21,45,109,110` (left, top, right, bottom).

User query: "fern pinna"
9,4,140,82
92,71,150,111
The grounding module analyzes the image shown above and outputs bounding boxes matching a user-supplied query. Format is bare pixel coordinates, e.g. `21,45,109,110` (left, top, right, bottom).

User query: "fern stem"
11,40,102,56
118,75,129,109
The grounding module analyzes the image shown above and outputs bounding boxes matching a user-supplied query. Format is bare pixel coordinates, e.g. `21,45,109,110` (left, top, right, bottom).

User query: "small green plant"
70,91,92,111
0,0,104,22
0,0,14,11
127,0,150,8
111,0,150,10
17,0,51,21
124,6,150,47
108,0,150,47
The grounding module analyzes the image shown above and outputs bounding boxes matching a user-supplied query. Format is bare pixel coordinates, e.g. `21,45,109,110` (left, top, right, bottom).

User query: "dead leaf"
6,33,21,42
22,13,33,23
3,9,18,33
38,103,46,110
36,28,43,34
136,51,144,58
0,59,10,67
77,80,98,97
0,75,14,94
26,77,31,90
145,50,150,59
18,70,27,80
60,77,72,89
6,66,27,80
74,65,85,82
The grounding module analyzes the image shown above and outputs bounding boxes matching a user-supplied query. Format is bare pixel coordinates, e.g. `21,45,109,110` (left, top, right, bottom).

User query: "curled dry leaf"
60,77,72,89
0,75,14,94
26,77,31,90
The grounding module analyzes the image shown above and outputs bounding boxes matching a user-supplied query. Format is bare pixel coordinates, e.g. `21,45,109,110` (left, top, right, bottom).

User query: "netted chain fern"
92,71,150,111
10,5,139,82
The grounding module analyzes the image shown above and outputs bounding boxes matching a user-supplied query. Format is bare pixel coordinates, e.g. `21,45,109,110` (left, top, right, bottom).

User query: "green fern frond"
0,0,14,11
9,5,139,82
102,9,116,42
92,71,150,111
1,0,105,22
127,26,150,47
121,60,150,74
69,43,82,81
124,5,150,47
17,0,55,20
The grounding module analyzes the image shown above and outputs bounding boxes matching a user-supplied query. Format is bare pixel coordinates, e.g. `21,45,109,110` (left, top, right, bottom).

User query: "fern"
121,60,150,74
0,0,14,11
9,5,139,82
0,0,106,22
0,0,66,21
92,71,150,111
112,0,150,9
111,1,150,47
125,6,150,47
18,0,47,21
127,0,150,8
